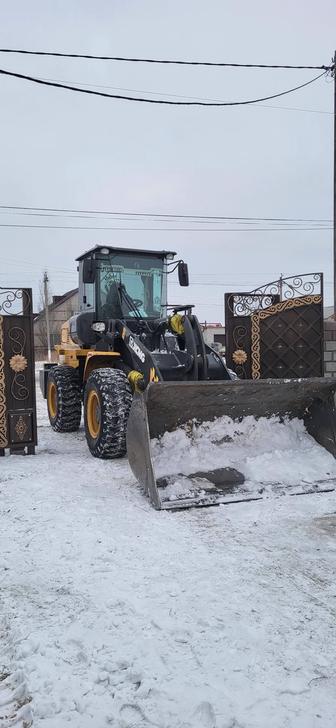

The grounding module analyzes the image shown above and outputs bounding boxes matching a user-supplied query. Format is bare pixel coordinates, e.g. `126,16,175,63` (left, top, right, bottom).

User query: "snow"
151,415,336,498
1,381,336,726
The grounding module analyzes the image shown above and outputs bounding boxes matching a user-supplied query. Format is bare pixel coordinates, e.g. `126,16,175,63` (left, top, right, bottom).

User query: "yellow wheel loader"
40,245,336,509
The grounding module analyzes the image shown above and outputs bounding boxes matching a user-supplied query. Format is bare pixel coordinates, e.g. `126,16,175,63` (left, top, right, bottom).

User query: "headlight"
92,322,106,333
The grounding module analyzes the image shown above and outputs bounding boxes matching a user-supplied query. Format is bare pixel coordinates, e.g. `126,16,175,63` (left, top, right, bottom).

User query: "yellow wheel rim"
87,390,101,439
47,381,57,419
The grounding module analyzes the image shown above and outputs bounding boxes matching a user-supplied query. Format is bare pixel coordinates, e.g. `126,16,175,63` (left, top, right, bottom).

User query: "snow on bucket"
127,379,336,509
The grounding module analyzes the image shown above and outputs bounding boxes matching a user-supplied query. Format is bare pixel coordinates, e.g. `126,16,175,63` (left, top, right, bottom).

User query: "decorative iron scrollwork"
250,272,322,301
9,326,27,354
228,273,323,319
0,288,31,315
8,326,29,401
11,373,29,401
232,324,249,378
227,293,276,317
0,316,7,447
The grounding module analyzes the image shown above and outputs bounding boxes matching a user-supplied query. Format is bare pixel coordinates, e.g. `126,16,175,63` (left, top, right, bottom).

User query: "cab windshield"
97,253,166,319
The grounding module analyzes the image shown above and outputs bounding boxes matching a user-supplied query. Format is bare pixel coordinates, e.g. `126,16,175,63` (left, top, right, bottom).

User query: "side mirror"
82,258,96,284
178,261,189,287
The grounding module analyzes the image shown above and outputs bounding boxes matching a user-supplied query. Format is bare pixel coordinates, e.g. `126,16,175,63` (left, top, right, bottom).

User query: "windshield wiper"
118,283,142,319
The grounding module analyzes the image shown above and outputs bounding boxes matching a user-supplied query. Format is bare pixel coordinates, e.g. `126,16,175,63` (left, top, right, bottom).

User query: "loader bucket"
126,378,336,510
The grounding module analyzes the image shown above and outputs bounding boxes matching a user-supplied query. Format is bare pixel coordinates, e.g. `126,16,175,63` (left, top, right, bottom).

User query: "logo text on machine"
129,335,146,363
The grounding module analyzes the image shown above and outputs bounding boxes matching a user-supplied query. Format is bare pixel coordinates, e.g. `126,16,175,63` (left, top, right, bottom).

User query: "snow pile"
151,415,336,490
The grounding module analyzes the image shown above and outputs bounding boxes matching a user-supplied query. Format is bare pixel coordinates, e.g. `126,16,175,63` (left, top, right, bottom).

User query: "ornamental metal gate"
225,273,324,380
0,288,37,455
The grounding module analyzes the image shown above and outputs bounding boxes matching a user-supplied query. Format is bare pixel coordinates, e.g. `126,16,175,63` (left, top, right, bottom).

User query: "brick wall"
324,319,336,377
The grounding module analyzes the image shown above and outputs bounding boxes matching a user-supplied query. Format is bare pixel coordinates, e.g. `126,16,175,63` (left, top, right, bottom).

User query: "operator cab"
77,245,188,322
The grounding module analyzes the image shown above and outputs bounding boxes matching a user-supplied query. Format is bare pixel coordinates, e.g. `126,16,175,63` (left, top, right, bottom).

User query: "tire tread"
48,366,82,432
84,368,132,459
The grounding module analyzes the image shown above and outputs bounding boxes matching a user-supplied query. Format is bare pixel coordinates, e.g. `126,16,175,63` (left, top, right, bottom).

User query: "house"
324,306,335,321
201,323,225,353
34,288,79,359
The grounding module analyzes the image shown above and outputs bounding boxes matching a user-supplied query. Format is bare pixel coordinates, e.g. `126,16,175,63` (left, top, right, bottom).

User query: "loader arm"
98,314,230,387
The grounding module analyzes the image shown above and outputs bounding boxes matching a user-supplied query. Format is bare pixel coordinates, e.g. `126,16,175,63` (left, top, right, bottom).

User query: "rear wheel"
47,366,82,432
84,368,132,458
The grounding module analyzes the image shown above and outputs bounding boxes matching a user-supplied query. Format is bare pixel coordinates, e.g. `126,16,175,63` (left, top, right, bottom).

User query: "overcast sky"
1,1,335,322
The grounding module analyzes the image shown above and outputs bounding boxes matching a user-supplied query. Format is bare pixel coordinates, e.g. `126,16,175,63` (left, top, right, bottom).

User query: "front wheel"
84,368,132,458
47,366,82,432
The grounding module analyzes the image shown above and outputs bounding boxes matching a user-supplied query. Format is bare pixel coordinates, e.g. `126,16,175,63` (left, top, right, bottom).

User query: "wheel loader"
40,245,336,509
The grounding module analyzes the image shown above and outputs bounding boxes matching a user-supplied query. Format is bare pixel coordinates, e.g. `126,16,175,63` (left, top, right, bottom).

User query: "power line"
27,73,333,114
0,211,329,226
0,213,331,229
0,205,331,223
0,223,331,231
0,48,332,70
0,67,327,106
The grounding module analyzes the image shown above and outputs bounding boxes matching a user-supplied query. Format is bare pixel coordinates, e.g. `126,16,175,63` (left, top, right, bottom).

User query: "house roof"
76,245,176,261
34,288,78,320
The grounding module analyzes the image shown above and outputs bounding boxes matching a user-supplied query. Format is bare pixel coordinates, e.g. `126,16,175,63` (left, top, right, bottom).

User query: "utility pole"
43,271,51,362
333,51,336,318
279,273,283,301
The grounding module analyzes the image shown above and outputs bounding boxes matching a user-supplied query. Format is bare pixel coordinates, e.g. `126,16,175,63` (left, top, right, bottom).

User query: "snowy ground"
1,385,336,727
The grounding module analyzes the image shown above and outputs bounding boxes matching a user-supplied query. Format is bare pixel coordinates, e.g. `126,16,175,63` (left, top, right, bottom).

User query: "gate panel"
0,288,37,454
225,292,279,378
251,296,323,379
0,317,6,447
225,274,323,380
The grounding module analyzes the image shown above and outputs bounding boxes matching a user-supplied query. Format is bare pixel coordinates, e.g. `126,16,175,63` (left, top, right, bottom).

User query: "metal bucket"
126,378,336,510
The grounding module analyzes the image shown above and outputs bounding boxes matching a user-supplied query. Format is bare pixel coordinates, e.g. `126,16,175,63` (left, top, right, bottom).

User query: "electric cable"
20,72,333,114
0,67,327,106
0,211,330,226
0,48,331,70
0,224,331,231
0,205,331,223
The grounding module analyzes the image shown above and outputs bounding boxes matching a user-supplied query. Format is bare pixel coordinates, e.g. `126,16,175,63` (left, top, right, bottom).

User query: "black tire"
84,368,133,459
47,366,82,432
